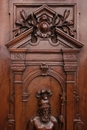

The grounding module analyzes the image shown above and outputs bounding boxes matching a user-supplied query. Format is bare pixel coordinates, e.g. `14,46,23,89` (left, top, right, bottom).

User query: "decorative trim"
22,92,29,102
66,81,75,84
6,28,33,48
64,66,77,72
6,27,83,49
9,92,15,104
62,49,80,72
74,91,84,130
57,29,83,48
11,53,25,60
11,65,25,72
14,81,23,84
23,68,65,93
4,114,15,130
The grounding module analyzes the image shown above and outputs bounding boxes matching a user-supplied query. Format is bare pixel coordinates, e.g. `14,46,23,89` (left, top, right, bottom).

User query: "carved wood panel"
4,2,84,130
10,3,77,39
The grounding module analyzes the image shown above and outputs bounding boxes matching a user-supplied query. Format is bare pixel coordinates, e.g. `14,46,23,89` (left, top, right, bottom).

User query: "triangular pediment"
34,4,56,18
6,28,83,51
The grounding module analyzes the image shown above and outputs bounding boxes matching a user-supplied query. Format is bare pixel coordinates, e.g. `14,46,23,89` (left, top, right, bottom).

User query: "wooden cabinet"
0,1,87,130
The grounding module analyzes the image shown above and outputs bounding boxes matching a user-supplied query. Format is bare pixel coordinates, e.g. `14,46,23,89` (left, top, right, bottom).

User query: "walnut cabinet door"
0,1,87,130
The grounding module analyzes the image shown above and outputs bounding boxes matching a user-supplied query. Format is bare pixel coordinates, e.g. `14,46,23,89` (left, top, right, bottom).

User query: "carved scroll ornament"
27,89,64,130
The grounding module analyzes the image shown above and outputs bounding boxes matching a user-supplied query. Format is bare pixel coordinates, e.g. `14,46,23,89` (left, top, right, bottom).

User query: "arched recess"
22,68,66,127
23,69,66,93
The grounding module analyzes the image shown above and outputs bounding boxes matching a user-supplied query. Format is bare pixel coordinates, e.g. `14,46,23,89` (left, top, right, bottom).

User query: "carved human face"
39,107,51,123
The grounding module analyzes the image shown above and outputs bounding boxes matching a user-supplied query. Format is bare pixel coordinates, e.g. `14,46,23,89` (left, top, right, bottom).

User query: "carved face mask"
39,107,51,123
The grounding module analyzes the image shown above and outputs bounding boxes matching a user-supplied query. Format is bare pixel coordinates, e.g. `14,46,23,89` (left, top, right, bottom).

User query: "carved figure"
27,89,64,130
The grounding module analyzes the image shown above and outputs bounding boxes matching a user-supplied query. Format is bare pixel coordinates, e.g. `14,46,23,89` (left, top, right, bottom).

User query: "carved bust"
27,89,59,130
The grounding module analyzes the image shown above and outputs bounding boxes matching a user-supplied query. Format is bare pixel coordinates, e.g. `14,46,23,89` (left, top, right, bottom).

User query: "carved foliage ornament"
13,5,76,43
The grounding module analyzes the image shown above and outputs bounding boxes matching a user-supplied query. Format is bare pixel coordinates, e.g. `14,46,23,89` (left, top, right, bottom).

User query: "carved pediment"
6,28,83,51
6,4,83,51
34,4,56,18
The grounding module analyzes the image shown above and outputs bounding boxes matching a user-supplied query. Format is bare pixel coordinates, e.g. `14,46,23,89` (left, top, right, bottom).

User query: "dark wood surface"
0,1,87,130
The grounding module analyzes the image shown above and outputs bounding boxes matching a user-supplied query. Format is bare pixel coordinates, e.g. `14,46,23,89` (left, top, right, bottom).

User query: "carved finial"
40,63,48,75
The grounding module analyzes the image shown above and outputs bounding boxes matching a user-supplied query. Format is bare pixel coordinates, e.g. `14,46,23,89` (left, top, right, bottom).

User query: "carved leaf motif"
63,21,69,25
13,6,76,38
63,9,70,20
55,9,75,37
20,10,27,20
15,20,23,26
26,14,34,26
69,28,74,37
67,20,74,26
26,14,32,21
62,26,68,33
53,14,60,25
58,14,64,21
13,27,21,36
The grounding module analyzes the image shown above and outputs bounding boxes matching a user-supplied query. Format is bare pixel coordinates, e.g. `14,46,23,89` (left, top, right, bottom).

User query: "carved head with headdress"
36,89,52,123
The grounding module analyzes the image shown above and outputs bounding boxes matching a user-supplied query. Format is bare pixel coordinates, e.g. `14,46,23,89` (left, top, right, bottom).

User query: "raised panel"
9,3,77,38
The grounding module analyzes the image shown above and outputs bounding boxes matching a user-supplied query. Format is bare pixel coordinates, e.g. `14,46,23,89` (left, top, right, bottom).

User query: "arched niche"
26,75,62,119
